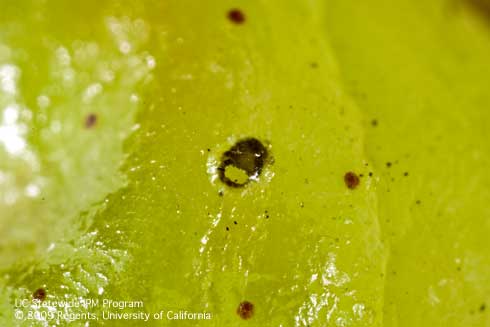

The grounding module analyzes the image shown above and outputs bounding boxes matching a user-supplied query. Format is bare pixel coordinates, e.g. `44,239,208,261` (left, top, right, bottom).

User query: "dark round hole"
218,138,268,188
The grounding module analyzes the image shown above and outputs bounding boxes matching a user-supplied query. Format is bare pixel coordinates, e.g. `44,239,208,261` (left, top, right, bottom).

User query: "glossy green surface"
0,1,489,326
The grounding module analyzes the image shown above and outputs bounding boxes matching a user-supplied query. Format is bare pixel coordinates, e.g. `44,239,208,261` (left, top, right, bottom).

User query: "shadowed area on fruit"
465,0,490,22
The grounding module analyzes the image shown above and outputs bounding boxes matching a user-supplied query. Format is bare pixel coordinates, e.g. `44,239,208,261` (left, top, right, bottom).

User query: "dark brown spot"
237,301,254,320
233,221,237,225
218,138,269,188
371,119,378,127
404,172,409,176
465,0,490,23
416,200,421,205
386,162,392,167
33,288,46,301
85,113,97,128
226,226,230,231
344,172,360,189
228,9,246,24
369,172,373,177
480,303,486,312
